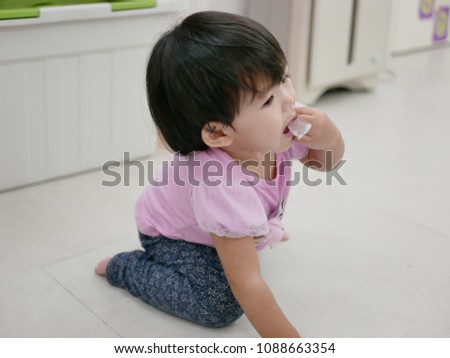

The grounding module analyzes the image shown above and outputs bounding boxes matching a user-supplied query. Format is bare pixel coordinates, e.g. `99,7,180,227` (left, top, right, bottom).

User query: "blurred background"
0,0,449,337
1,0,449,190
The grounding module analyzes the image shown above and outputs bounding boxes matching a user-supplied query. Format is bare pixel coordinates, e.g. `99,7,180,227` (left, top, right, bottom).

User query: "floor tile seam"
355,193,450,241
317,185,450,243
38,265,123,338
34,238,131,268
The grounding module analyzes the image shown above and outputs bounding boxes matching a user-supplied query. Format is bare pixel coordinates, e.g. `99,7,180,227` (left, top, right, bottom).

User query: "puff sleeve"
192,181,269,239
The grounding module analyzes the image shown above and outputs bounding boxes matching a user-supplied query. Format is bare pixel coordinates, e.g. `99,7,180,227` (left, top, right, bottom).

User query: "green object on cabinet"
0,0,157,20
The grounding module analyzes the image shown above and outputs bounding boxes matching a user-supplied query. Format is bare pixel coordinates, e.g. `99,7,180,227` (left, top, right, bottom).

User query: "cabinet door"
350,0,393,76
308,0,354,88
309,0,393,88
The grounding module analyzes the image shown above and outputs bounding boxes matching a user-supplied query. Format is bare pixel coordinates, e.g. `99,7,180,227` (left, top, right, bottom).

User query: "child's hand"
294,106,340,151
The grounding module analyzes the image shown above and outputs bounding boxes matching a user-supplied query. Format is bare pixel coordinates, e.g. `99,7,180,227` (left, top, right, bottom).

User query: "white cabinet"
0,0,188,191
247,0,394,104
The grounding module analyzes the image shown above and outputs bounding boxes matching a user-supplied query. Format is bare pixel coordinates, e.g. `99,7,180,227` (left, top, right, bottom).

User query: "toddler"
96,11,344,338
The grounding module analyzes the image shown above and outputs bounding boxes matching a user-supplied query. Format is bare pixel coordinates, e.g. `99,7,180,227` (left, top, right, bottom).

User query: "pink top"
135,141,309,251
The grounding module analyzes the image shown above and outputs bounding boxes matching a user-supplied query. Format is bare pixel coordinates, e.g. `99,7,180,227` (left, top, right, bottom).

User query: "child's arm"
296,106,345,171
211,234,301,338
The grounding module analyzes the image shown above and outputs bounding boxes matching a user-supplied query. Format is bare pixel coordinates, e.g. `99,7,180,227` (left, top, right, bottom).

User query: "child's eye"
282,74,291,84
263,95,274,107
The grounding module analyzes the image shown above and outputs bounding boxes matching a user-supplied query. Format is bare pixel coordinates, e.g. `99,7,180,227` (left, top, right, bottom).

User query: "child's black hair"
146,11,287,155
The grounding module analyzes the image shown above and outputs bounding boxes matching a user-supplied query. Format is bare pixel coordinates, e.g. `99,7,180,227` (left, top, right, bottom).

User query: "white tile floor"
1,47,449,338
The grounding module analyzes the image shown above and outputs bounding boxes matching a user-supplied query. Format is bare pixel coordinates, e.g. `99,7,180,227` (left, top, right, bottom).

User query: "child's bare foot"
282,232,290,242
95,257,111,276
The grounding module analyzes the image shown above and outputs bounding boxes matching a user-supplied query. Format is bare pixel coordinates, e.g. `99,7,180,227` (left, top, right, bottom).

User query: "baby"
96,11,344,337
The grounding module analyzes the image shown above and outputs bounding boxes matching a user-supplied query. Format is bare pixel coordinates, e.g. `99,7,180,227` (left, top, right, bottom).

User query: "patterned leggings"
106,233,243,328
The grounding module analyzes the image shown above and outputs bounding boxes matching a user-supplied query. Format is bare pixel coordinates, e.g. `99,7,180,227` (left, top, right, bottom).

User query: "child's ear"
201,121,234,148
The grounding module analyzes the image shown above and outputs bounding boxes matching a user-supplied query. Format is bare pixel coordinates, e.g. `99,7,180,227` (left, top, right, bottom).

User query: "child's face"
225,71,297,159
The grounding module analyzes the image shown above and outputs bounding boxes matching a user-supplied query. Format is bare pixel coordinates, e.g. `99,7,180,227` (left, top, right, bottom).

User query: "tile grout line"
359,195,450,242
39,265,124,338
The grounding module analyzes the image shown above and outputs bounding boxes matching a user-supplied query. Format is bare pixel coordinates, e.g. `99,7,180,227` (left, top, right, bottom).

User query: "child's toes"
95,258,110,276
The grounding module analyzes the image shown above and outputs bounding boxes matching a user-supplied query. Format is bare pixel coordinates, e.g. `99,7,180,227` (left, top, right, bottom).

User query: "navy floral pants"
106,233,243,328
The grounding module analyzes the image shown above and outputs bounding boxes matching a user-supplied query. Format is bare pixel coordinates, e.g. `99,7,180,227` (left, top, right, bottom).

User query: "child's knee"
105,250,147,288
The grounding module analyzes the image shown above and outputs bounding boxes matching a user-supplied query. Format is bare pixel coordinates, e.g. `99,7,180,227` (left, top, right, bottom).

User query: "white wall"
183,0,246,16
390,0,450,54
